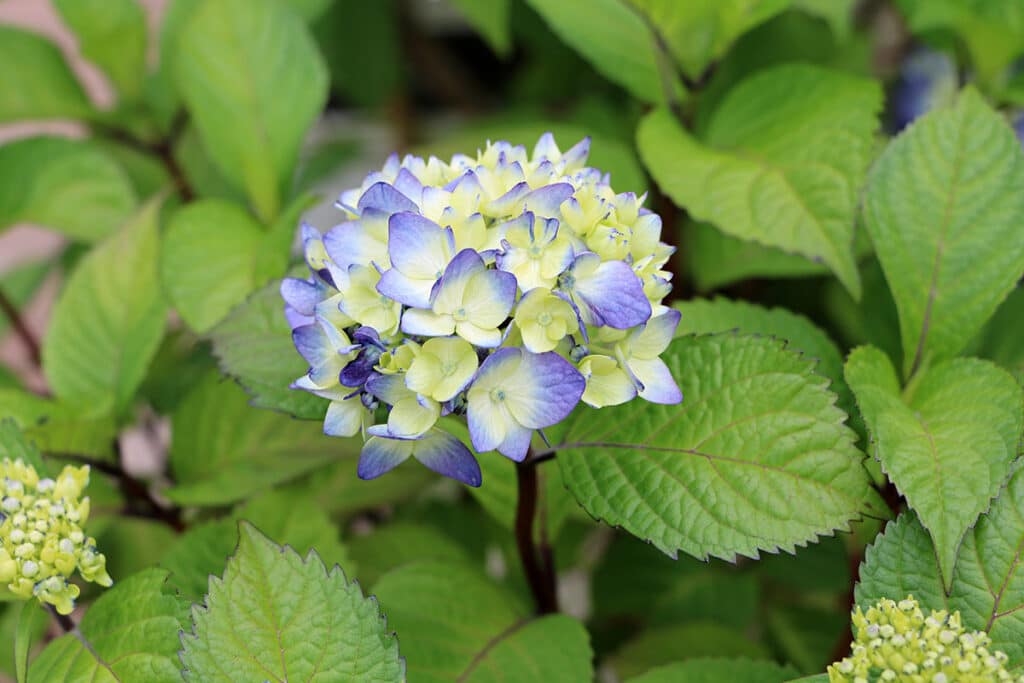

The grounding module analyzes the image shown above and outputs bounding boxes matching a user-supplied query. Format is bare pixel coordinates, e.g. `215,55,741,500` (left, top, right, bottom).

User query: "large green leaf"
181,523,404,682
162,200,288,333
672,297,849,410
858,468,1024,669
557,334,878,562
629,0,789,80
373,561,593,682
347,522,472,587
523,0,670,103
639,64,882,297
626,658,798,683
864,87,1024,376
28,569,190,682
845,346,1023,587
208,278,328,420
42,200,166,417
314,0,401,108
978,286,1024,381
54,0,147,101
0,420,46,474
166,371,357,505
0,137,137,242
0,389,116,459
0,26,91,122
174,0,328,221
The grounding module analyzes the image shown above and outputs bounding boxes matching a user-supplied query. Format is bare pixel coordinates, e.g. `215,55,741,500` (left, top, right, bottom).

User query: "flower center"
440,361,458,377
490,388,506,402
537,312,552,326
453,307,468,322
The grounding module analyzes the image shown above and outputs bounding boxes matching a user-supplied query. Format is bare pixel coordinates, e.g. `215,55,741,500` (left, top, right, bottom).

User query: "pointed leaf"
28,569,190,683
449,0,511,56
611,624,770,679
181,523,404,682
42,200,166,416
864,87,1024,375
558,334,879,562
372,560,593,683
626,658,798,683
639,65,882,297
845,345,1023,587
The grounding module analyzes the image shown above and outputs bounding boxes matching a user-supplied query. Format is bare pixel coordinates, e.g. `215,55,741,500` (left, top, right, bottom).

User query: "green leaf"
138,329,217,414
0,417,47,475
167,371,357,505
864,87,1024,375
557,334,877,562
638,64,882,297
0,26,91,122
174,0,328,221
610,623,769,679
672,296,850,409
0,137,137,242
523,0,671,103
0,602,46,679
347,522,473,587
858,467,1024,668
766,604,847,675
161,200,288,332
629,0,789,80
171,124,246,202
450,0,511,56
279,0,333,21
314,0,401,108
14,601,34,683
53,0,147,101
160,519,236,601
28,569,190,683
793,0,855,40
208,278,328,420
95,517,177,581
0,260,50,340
844,346,1023,587
626,658,799,683
181,522,404,682
302,458,434,517
0,389,116,458
373,560,593,682
42,199,166,417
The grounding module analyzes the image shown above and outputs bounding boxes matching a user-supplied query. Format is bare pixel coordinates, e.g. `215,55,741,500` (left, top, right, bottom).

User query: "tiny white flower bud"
21,560,38,577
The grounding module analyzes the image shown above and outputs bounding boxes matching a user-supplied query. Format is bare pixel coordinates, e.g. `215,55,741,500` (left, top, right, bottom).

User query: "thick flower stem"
515,455,558,615
47,604,75,633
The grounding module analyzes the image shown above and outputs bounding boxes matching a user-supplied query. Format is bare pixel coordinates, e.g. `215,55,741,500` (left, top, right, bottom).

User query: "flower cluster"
828,596,1024,683
282,133,680,485
0,459,111,614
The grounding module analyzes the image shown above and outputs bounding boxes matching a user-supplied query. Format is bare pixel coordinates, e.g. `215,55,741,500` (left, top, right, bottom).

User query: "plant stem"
515,453,558,615
0,288,41,368
47,605,75,633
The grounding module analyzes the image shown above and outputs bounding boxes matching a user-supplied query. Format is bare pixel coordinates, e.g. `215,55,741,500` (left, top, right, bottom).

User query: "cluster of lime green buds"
829,596,1024,682
0,459,111,615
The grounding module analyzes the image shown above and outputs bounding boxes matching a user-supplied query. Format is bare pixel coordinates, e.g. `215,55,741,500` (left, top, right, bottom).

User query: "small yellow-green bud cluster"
0,459,112,614
829,596,1024,683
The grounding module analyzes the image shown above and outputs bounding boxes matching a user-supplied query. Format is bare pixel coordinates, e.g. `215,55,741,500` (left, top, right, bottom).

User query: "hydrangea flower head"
828,596,1024,683
0,459,112,614
283,133,681,485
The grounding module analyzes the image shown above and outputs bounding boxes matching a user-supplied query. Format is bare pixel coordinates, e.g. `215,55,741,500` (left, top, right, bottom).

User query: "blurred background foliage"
1,0,1024,681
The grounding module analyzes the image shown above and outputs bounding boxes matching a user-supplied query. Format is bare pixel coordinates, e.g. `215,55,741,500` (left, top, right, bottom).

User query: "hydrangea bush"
2,1,1024,682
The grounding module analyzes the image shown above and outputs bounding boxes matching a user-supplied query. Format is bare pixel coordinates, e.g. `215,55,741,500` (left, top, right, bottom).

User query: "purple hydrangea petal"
324,397,365,437
629,357,682,405
393,168,424,203
280,278,320,316
323,220,383,272
357,181,418,214
412,429,482,486
562,137,591,167
377,268,434,308
506,351,585,429
284,305,314,331
521,183,574,217
388,212,455,280
570,255,651,329
357,437,414,480
496,422,533,462
488,181,530,215
401,309,456,337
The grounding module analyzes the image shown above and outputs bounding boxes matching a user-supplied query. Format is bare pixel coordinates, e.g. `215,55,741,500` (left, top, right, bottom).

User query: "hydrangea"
0,459,112,614
828,596,1024,683
282,133,681,485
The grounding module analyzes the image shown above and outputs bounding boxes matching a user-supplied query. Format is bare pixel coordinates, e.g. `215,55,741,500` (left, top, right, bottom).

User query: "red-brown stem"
515,454,558,614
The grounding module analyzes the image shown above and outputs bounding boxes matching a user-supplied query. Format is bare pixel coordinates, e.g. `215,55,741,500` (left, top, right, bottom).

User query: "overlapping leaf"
557,334,879,562
0,26,91,122
863,87,1024,375
845,346,1023,586
54,0,147,100
638,64,881,297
